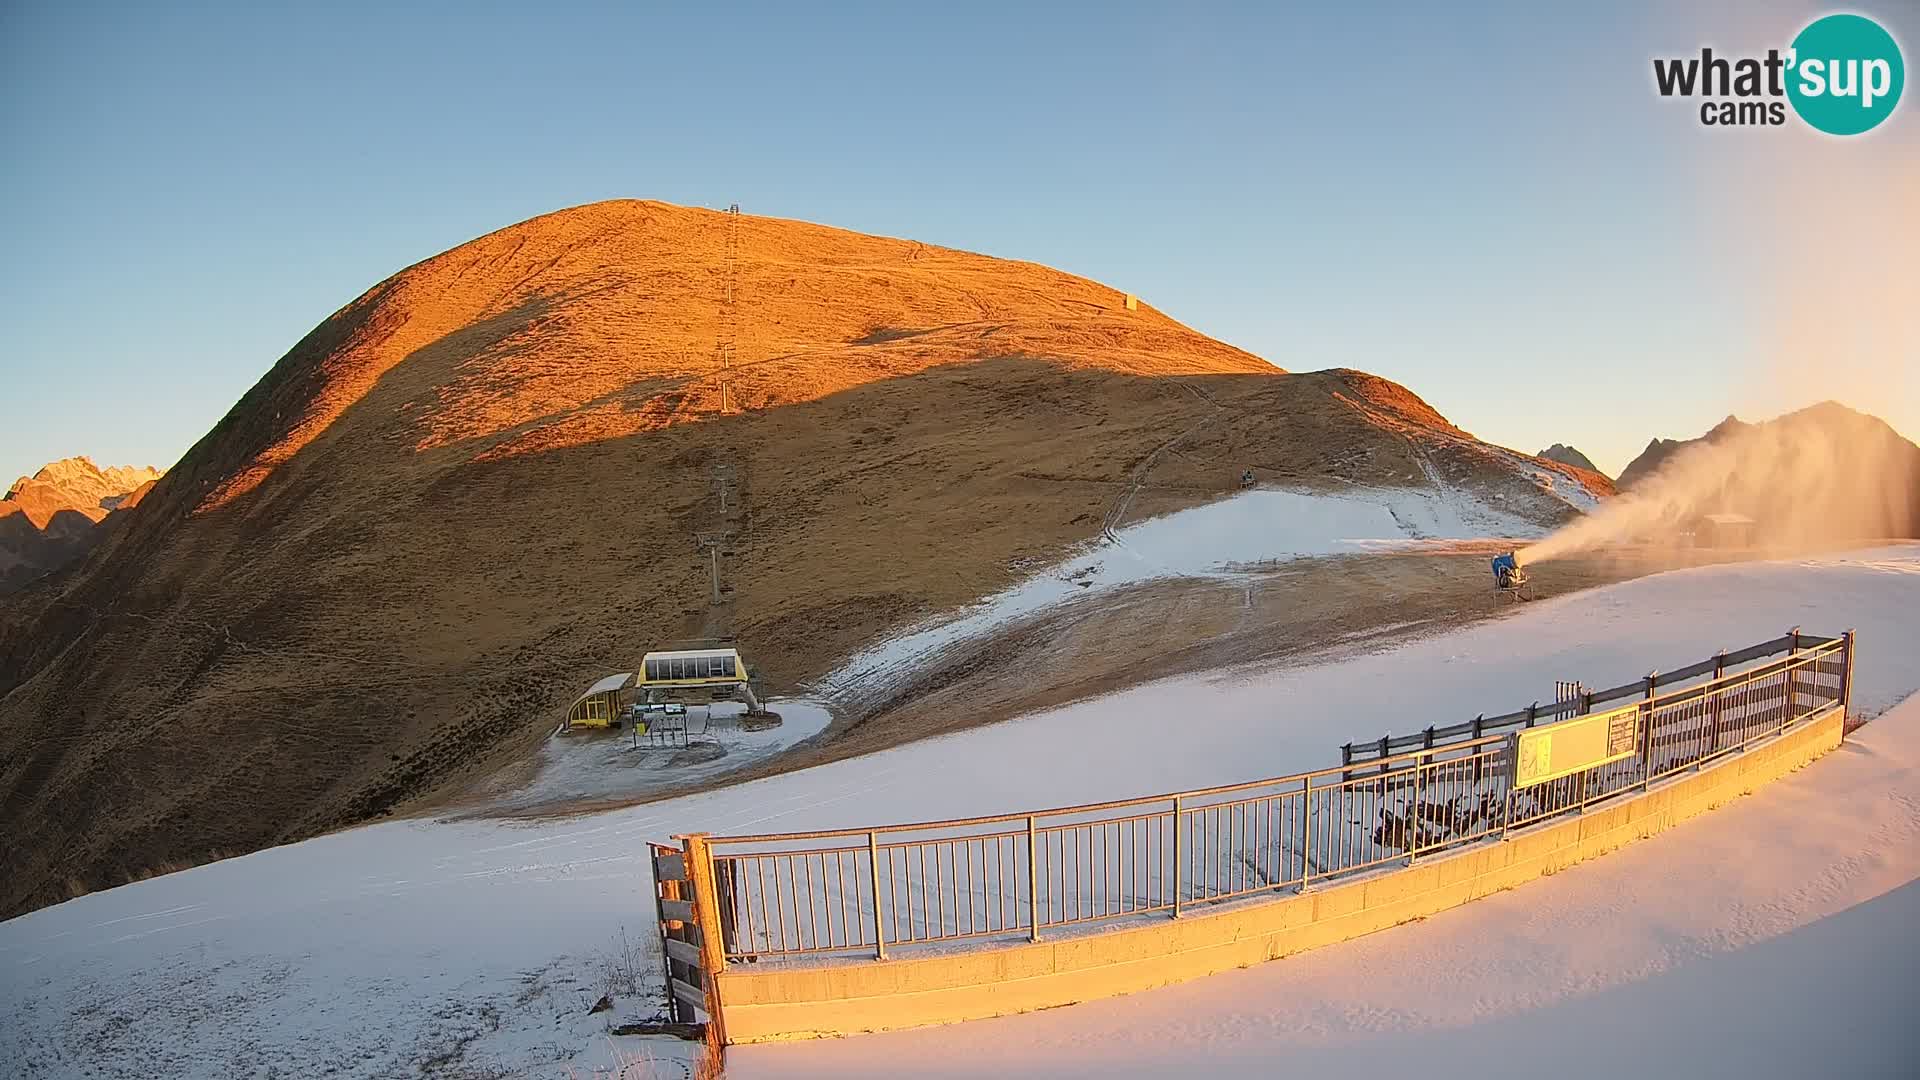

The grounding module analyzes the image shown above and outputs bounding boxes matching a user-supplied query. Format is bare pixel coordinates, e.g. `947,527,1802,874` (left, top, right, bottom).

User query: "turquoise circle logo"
1787,14,1904,135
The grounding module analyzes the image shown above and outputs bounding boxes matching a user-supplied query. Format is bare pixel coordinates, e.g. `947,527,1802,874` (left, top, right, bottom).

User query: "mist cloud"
1519,404,1919,565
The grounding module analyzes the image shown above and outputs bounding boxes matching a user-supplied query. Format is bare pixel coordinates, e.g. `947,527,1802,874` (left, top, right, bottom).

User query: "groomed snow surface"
4,546,1919,1078
483,700,834,812
740,672,1920,1080
826,484,1545,693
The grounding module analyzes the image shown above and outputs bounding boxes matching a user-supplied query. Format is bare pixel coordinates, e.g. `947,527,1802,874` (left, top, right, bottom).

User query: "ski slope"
734,689,1920,1079
825,484,1546,695
3,545,1918,1078
480,699,835,812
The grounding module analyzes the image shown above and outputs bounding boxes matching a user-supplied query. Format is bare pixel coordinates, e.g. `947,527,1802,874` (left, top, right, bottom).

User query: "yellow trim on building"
639,649,747,687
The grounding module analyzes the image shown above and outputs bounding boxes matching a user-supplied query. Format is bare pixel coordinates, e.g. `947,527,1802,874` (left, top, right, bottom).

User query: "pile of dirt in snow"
0,199,1602,918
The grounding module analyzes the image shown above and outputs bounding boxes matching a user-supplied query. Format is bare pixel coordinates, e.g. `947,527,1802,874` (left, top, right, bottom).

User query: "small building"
642,648,745,685
1699,512,1758,548
563,672,634,730
639,647,762,712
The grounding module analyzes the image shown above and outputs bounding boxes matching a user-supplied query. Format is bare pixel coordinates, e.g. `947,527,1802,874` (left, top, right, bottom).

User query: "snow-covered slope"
4,546,1918,1078
738,689,1920,1080
826,483,1545,694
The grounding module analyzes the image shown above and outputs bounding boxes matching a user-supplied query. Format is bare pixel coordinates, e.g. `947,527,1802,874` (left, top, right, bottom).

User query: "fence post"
867,831,886,960
1026,815,1041,941
1170,797,1184,918
1410,728,1435,864
1841,629,1857,728
1471,715,1485,784
650,847,687,1024
1500,732,1517,837
1786,626,1802,731
1298,779,1312,893
1642,671,1658,792
680,833,729,1047
1377,735,1390,776
1341,743,1352,783
1520,711,1536,826
1708,650,1727,763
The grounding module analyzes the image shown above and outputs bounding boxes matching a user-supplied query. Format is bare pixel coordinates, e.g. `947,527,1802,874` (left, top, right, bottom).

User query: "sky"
2,0,1915,483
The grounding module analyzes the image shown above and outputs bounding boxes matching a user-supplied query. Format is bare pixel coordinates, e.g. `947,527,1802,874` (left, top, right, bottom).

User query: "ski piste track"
4,547,1919,1079
655,630,1857,1045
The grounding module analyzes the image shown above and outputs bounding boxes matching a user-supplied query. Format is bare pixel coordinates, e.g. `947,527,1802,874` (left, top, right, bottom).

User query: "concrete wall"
713,705,1845,1044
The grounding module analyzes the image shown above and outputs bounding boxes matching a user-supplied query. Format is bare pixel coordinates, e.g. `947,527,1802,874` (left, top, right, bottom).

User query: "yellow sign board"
1513,703,1642,788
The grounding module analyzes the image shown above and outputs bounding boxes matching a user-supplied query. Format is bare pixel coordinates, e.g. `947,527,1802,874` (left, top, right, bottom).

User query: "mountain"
1537,443,1602,477
0,200,1607,918
1616,416,1752,490
0,457,163,594
1610,404,1920,541
14,457,164,513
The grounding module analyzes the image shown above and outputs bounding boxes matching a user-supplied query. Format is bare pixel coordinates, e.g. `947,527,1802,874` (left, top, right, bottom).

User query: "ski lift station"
563,672,634,729
1697,512,1758,548
561,647,762,732
639,648,762,712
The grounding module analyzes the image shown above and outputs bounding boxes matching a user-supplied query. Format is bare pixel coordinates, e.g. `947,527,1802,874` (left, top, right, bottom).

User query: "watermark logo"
1653,12,1904,135
1788,13,1904,134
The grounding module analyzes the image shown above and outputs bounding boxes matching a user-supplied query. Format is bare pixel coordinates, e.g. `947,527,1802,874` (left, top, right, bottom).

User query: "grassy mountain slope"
0,200,1600,917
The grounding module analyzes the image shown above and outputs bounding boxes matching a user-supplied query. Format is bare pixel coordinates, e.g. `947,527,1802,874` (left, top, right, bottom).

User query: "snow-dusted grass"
826,484,1546,693
1484,441,1604,513
4,545,1917,1078
1528,461,1602,511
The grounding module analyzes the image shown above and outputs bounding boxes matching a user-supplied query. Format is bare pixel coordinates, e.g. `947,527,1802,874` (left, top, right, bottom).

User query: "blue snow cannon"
1491,552,1529,598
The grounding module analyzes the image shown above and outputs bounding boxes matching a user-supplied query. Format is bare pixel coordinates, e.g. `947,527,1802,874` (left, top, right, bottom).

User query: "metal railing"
688,631,1853,963
1340,629,1829,771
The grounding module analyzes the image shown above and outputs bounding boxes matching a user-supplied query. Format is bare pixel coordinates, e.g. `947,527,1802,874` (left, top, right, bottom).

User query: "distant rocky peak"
7,456,165,511
1704,415,1750,440
1536,443,1603,476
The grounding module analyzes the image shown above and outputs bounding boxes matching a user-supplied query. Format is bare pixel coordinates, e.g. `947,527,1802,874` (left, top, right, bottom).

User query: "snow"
733,690,1920,1079
826,484,1545,694
1533,464,1602,511
483,699,834,811
4,544,1918,1078
580,672,634,697
1481,443,1602,513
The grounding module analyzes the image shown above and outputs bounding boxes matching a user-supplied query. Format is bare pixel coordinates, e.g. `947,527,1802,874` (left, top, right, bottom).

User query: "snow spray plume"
1517,404,1920,566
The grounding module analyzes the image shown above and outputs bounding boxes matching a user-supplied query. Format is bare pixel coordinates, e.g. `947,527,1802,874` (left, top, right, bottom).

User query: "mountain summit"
1536,443,1603,477
1614,403,1920,540
0,200,1605,917
0,456,162,593
5,456,162,521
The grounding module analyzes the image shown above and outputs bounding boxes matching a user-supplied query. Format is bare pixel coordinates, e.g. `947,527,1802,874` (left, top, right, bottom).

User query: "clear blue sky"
3,1,1915,482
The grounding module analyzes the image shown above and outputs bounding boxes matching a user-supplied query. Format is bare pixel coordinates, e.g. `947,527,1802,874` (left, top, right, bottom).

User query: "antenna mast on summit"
718,203,741,414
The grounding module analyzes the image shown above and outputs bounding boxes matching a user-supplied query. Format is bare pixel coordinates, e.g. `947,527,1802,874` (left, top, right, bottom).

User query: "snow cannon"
1491,552,1530,600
